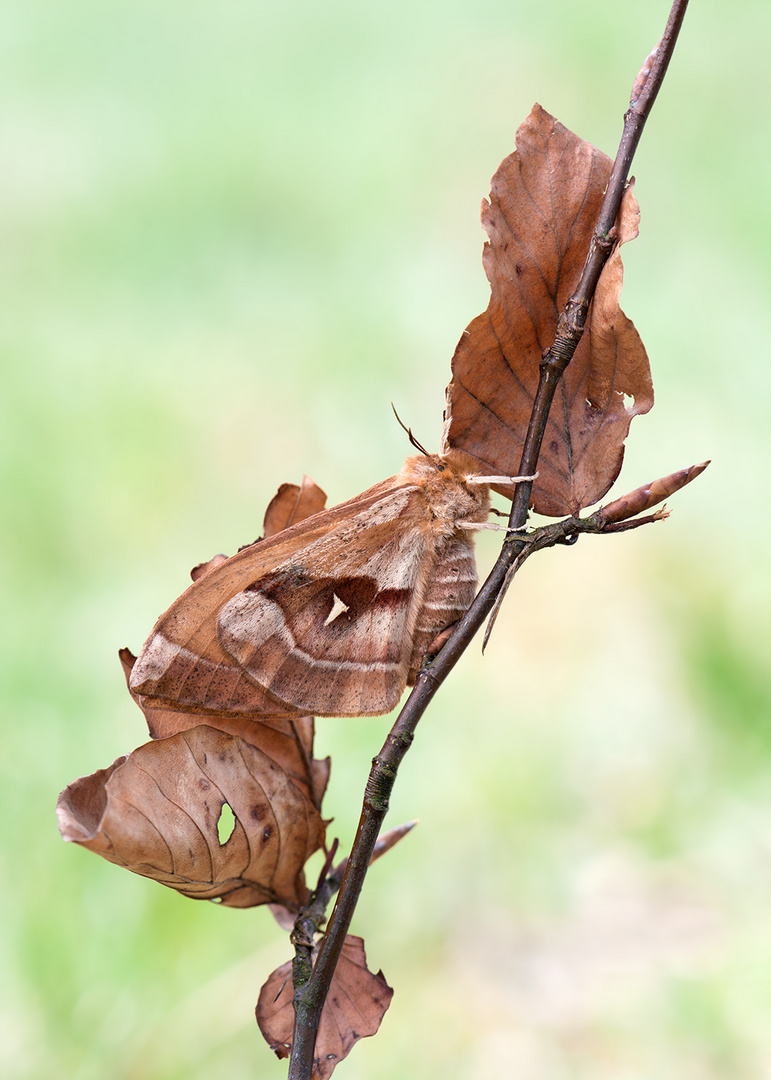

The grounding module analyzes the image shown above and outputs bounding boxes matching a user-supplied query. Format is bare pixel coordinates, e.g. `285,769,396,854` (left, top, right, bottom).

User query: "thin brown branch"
287,3,689,1075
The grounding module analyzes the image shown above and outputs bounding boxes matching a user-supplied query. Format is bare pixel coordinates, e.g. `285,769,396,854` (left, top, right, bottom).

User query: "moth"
130,448,525,718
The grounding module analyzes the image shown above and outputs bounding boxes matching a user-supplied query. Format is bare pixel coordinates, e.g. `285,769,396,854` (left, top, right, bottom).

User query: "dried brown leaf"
190,553,228,582
57,727,325,909
444,103,653,516
263,476,328,538
256,935,393,1078
268,903,299,931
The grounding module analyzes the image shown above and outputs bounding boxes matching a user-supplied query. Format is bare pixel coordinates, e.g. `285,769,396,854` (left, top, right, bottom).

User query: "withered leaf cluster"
58,475,401,1074
59,104,706,1078
58,476,402,1072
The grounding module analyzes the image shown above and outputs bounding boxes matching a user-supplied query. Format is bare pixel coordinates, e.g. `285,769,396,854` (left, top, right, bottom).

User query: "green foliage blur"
3,1,769,1077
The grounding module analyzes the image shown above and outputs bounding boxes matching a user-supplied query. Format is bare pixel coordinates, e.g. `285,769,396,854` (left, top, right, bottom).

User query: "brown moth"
130,449,521,718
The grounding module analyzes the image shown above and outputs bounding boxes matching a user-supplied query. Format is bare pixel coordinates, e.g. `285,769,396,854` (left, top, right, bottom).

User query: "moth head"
399,451,490,531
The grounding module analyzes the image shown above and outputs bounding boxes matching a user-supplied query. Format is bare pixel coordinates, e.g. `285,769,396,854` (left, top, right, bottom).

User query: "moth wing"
130,479,432,717
217,493,435,716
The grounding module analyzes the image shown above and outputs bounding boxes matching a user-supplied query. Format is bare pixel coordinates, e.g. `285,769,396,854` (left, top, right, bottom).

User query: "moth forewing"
217,499,431,716
132,636,306,721
130,450,491,718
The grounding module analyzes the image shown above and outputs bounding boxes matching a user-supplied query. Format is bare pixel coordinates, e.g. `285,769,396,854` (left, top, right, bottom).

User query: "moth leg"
457,521,527,532
423,621,458,659
466,472,538,485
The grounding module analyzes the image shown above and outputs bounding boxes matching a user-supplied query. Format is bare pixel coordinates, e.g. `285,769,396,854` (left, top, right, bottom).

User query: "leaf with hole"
56,726,326,909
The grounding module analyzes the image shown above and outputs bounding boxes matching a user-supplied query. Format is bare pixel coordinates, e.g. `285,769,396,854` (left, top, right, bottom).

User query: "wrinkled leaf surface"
256,935,393,1079
57,727,325,908
263,476,327,538
444,103,653,515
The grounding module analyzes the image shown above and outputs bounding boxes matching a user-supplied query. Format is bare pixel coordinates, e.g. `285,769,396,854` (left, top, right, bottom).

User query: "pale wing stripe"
131,634,182,686
418,599,470,612
415,614,468,631
283,649,400,675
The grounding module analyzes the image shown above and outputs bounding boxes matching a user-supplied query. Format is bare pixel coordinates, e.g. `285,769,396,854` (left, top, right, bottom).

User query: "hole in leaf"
216,802,236,845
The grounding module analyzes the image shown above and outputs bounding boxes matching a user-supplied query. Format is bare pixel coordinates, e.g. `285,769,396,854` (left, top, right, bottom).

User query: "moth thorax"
428,473,490,532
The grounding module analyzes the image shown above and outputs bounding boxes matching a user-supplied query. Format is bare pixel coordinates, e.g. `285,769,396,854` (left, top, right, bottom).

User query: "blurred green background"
2,1,769,1077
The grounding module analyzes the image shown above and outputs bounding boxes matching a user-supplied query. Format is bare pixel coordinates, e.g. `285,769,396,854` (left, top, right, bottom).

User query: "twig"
287,2,690,1075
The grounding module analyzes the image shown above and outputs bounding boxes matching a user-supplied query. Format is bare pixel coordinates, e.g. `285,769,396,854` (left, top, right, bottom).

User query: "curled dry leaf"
596,460,710,525
256,935,393,1079
263,476,328,539
118,649,330,810
57,726,325,909
268,902,299,932
443,103,653,516
190,553,229,582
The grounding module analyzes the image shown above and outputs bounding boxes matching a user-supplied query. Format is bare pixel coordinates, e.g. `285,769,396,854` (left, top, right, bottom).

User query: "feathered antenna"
391,403,432,458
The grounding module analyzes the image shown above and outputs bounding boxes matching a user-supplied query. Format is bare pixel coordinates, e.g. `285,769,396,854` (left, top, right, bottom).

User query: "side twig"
287,2,689,1076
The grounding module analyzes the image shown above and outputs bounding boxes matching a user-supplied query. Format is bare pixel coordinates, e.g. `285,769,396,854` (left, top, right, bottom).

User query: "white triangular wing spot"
324,593,350,626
